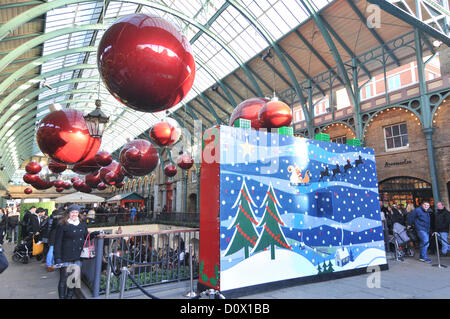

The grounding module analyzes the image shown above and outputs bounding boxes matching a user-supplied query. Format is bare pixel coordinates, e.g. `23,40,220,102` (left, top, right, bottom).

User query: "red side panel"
199,126,221,289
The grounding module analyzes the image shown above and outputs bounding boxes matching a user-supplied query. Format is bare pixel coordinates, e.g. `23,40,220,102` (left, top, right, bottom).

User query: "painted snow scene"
218,126,387,292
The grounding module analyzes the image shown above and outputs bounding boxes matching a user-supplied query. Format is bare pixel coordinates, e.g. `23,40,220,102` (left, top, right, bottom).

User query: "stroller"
389,222,415,259
12,234,43,264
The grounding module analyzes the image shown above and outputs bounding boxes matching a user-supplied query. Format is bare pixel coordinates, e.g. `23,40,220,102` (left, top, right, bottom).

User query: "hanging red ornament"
85,172,101,188
55,187,64,193
48,160,67,174
120,165,133,178
97,182,107,190
36,109,101,165
71,177,80,183
31,178,53,190
119,139,159,176
149,119,181,147
53,180,65,188
177,153,194,170
24,187,33,194
97,13,196,113
99,161,122,185
164,164,177,177
104,171,118,185
73,180,85,191
125,147,141,162
72,153,100,175
25,161,42,175
23,173,39,184
63,182,72,190
95,151,113,167
79,183,92,193
258,97,292,129
229,97,270,130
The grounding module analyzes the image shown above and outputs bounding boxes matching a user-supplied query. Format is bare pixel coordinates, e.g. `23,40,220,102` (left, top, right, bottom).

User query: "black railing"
81,228,200,297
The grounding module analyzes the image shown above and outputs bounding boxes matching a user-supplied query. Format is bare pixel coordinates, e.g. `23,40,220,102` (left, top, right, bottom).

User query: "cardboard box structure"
199,126,387,296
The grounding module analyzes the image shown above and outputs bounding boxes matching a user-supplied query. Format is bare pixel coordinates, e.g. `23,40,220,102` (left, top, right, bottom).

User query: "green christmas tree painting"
223,179,259,259
251,182,291,260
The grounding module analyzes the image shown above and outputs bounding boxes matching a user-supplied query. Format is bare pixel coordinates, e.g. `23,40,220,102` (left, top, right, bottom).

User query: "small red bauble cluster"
229,96,293,130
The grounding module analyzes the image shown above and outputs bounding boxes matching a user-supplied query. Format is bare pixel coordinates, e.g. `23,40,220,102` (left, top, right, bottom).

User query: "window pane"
401,135,408,146
394,136,402,148
392,125,400,136
386,138,394,149
400,123,407,134
385,127,391,137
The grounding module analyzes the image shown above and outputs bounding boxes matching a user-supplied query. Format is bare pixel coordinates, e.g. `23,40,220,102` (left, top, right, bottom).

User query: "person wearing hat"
54,204,100,299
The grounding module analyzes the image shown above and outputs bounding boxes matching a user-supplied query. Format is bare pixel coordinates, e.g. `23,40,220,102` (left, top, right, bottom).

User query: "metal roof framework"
0,0,448,189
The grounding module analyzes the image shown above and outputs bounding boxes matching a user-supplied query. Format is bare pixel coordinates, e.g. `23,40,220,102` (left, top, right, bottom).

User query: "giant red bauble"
25,161,41,175
164,164,177,177
177,153,194,170
23,173,39,184
125,147,141,163
36,109,101,165
48,161,67,174
119,139,159,176
97,182,107,191
258,99,293,129
24,187,33,195
95,151,113,167
97,13,196,113
63,182,71,190
150,119,181,147
229,97,270,130
56,187,64,193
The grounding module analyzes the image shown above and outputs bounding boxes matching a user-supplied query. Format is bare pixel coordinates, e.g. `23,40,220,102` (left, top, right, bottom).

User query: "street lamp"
84,99,110,138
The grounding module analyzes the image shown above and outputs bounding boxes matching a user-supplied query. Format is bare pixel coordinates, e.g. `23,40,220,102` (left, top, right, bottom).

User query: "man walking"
408,202,432,263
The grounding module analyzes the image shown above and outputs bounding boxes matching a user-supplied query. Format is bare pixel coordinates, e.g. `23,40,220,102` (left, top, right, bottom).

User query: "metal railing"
81,228,200,297
83,211,199,227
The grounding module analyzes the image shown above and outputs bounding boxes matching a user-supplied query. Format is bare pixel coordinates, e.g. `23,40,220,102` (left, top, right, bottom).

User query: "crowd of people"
0,203,102,298
83,203,149,225
381,201,450,263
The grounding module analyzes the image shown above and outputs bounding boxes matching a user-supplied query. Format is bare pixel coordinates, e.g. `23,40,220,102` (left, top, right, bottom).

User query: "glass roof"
27,0,333,161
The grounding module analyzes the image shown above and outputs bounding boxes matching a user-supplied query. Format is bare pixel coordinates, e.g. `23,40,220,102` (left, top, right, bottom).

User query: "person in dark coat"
434,202,450,256
408,202,432,263
29,207,45,242
6,206,20,243
54,204,99,299
44,208,65,271
0,208,6,245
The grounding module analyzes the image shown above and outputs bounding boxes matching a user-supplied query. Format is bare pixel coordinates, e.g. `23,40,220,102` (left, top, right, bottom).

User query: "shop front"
378,176,434,208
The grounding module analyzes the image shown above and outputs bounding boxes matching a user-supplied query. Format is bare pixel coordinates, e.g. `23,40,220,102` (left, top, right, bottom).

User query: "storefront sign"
384,159,412,167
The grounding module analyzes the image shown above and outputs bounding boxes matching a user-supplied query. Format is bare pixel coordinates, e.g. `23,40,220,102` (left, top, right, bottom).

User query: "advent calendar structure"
199,125,388,296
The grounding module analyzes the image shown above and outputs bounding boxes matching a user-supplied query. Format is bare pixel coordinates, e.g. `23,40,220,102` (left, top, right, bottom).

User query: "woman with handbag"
54,204,99,299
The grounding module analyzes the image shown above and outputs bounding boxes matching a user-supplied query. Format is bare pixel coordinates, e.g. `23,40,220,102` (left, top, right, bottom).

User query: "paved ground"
1,239,450,299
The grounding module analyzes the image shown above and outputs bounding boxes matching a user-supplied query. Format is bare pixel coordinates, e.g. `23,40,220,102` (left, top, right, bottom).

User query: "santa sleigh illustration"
288,164,311,186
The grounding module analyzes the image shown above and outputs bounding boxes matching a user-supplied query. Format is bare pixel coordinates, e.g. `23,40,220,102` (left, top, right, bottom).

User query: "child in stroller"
12,235,35,264
389,222,415,259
